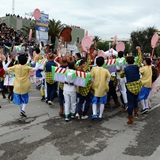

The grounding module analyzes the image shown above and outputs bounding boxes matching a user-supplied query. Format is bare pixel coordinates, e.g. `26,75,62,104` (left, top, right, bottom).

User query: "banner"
52,66,91,87
36,13,49,45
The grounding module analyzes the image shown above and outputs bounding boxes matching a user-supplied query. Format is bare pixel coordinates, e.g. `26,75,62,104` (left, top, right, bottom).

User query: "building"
55,25,85,54
0,15,85,53
70,25,85,45
0,15,33,31
101,38,130,43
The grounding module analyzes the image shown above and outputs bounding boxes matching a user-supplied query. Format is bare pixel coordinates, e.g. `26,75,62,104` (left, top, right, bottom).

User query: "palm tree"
20,22,36,39
93,36,101,43
48,19,64,49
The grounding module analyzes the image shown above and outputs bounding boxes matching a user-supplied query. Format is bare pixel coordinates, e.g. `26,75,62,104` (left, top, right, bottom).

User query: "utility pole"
12,0,15,14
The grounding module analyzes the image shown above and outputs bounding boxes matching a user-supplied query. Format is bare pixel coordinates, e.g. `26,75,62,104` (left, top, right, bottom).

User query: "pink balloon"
98,50,106,59
29,29,32,41
33,8,41,20
89,36,94,41
85,30,88,36
81,36,92,52
0,53,6,61
151,34,159,49
113,35,117,44
116,42,125,52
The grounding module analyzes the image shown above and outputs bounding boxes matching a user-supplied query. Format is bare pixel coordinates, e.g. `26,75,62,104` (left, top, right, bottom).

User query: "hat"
47,53,56,61
59,56,68,66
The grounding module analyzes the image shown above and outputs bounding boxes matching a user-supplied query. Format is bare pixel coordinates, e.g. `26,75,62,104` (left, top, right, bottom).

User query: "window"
77,37,80,43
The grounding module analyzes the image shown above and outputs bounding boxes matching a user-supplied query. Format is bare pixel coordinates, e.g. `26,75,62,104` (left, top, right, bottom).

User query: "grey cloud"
1,0,160,40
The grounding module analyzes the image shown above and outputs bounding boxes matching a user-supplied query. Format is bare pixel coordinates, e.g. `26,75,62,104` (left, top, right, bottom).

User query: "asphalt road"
0,84,160,160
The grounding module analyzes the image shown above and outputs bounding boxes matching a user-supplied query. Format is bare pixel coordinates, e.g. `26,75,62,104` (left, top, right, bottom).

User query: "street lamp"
12,0,15,14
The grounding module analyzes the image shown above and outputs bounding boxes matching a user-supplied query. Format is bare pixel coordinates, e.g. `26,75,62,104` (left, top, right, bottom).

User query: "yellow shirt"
140,66,152,88
91,67,111,97
9,64,33,94
34,53,42,62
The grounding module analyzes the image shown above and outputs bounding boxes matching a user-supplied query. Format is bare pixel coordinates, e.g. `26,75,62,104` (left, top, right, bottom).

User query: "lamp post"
12,0,15,14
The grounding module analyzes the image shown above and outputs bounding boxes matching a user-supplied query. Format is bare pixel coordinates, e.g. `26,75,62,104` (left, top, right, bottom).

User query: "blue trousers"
127,89,138,115
77,92,91,116
107,80,118,101
58,87,64,106
46,82,57,101
0,81,4,91
13,92,29,105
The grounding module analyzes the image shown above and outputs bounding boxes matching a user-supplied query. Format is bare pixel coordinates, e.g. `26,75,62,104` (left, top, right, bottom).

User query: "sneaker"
140,108,148,114
75,113,80,119
121,105,128,112
7,98,10,102
45,99,48,103
81,115,88,120
71,113,75,119
65,117,69,121
48,101,54,106
20,110,27,117
98,117,103,121
71,115,75,119
41,97,45,101
125,106,128,111
91,114,97,120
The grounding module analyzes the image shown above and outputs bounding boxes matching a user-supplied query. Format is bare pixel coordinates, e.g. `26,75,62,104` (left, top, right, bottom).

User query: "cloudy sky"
1,0,160,40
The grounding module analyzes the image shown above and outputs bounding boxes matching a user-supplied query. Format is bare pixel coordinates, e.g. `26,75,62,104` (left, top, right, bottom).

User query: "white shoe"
81,115,88,120
75,113,80,119
48,101,54,105
65,117,69,121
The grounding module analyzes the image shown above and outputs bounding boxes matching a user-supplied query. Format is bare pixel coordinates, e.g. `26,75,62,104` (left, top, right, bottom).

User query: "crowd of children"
0,45,159,125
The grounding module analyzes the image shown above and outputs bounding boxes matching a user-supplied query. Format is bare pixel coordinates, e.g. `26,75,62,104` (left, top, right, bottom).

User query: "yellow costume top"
8,64,33,94
34,53,42,62
140,66,152,88
91,67,111,97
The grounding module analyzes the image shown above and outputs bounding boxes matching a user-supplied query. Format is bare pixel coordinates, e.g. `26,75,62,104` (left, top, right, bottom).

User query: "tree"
93,36,101,43
20,22,36,39
48,19,64,49
130,26,157,55
97,41,109,51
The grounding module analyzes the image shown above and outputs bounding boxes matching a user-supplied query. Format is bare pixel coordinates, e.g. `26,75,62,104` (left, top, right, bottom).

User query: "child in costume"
55,55,74,115
105,73,120,108
28,57,36,84
120,46,142,124
3,58,17,102
36,71,46,101
138,57,152,114
34,48,43,89
91,57,111,121
3,54,39,117
54,56,67,115
63,62,77,121
44,53,57,105
76,57,92,119
0,60,6,99
116,51,128,111
75,52,82,63
105,56,120,108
